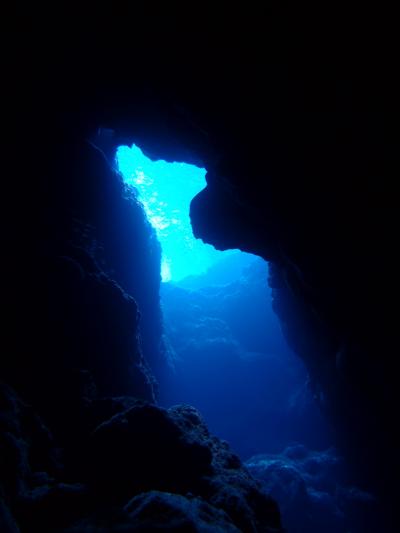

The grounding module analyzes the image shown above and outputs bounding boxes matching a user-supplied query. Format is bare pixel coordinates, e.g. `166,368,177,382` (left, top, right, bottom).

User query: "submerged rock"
86,403,213,498
125,491,240,533
0,382,283,532
83,402,282,531
67,491,242,532
246,444,377,533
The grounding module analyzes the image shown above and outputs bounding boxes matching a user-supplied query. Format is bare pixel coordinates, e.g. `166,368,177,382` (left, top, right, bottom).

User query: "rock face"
189,106,399,525
0,383,282,532
2,138,162,421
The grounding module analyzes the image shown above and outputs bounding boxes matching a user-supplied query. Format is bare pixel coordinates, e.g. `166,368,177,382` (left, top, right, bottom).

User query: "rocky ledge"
0,383,283,532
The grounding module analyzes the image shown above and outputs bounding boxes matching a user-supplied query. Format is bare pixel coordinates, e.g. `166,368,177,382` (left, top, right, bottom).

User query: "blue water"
117,144,235,282
116,143,366,533
117,141,332,451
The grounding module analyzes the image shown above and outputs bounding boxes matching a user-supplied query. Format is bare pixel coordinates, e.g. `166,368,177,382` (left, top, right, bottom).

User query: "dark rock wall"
3,133,164,430
188,95,399,510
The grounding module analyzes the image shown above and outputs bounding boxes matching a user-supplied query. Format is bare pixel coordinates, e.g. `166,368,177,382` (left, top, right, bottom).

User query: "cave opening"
114,143,372,532
116,142,238,283
4,11,395,532
116,142,333,460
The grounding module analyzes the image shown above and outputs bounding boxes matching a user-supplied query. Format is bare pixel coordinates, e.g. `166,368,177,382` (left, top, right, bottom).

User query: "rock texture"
247,445,378,533
2,138,162,419
69,491,243,532
0,383,282,532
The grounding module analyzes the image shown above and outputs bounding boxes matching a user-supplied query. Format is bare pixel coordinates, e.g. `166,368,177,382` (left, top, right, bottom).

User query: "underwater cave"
114,142,371,532
3,10,398,532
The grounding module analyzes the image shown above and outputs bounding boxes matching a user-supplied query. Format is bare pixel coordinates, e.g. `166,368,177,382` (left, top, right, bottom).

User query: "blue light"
116,144,234,282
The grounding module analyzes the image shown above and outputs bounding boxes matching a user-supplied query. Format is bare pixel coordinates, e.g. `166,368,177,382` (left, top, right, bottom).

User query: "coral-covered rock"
246,445,378,533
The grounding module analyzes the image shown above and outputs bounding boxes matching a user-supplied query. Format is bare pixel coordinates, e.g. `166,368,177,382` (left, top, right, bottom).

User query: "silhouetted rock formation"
0,383,282,532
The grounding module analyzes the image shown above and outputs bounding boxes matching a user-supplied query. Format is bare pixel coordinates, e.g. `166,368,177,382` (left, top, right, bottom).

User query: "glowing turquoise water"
117,144,233,282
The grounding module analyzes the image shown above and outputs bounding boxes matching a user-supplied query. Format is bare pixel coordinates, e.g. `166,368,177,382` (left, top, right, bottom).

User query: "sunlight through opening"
117,143,236,282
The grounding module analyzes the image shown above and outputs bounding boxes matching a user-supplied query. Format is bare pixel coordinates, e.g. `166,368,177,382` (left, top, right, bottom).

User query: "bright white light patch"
117,144,233,282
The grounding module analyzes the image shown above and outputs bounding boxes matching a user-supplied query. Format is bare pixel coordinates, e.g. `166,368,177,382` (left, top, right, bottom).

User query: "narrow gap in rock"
116,142,333,453
116,142,361,532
